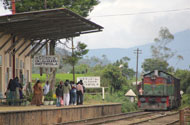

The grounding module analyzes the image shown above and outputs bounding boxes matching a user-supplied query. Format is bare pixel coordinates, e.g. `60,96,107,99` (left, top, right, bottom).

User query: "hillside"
86,29,190,71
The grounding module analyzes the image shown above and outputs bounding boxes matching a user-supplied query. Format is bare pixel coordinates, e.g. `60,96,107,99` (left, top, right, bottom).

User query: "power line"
90,7,190,18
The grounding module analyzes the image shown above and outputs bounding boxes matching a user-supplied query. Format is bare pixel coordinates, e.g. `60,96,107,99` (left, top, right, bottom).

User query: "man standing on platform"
43,81,50,103
76,81,84,105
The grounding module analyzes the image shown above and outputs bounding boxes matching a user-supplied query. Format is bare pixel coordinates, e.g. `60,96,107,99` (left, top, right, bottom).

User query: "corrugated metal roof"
0,8,103,40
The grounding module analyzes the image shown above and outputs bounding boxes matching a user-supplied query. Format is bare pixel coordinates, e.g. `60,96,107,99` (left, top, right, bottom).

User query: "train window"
159,72,168,78
167,76,172,84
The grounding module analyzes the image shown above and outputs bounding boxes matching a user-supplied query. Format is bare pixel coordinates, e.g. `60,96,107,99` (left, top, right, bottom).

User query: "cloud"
0,0,189,49
76,0,190,49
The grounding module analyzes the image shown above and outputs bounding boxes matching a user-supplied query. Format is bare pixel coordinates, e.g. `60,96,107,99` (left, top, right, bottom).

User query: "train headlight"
140,98,146,103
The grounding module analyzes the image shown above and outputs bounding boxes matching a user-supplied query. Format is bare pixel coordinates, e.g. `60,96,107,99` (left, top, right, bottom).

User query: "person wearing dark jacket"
56,81,63,107
7,77,19,105
6,79,13,105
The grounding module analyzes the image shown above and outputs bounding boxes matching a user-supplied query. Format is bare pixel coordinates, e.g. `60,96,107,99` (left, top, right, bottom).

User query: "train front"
138,70,180,110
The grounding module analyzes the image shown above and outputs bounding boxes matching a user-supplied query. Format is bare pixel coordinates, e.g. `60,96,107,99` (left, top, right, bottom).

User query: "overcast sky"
1,0,190,49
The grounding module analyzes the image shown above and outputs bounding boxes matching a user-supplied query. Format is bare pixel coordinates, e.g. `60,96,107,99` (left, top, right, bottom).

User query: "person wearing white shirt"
42,81,50,103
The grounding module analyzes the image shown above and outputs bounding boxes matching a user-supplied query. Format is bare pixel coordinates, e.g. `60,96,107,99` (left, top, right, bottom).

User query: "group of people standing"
30,79,85,107
56,80,85,107
6,77,23,105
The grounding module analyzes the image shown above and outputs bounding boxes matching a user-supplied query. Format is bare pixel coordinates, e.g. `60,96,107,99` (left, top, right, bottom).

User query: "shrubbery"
84,92,138,113
181,94,190,108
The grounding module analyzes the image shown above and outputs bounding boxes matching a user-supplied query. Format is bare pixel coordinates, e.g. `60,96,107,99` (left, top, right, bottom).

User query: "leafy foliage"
151,27,175,60
142,58,169,72
63,42,89,67
74,64,89,74
102,64,127,93
84,92,138,113
4,0,99,17
151,27,183,62
181,94,190,107
175,69,190,94
113,57,135,79
142,27,183,72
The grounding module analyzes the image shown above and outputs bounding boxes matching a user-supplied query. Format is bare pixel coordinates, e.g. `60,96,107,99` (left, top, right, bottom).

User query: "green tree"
4,0,99,17
142,58,169,72
102,64,127,93
142,27,183,72
151,27,174,60
113,57,135,79
63,41,89,82
175,69,190,94
151,27,183,61
74,64,89,74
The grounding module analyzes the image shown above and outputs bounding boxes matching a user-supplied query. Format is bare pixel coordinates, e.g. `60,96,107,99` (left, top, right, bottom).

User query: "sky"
0,0,190,49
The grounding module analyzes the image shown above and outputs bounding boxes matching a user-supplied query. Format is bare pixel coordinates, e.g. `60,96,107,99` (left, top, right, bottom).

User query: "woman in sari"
31,80,43,106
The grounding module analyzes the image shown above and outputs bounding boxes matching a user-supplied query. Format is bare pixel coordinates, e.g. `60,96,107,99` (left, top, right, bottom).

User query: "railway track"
105,111,179,125
55,111,160,125
128,111,179,125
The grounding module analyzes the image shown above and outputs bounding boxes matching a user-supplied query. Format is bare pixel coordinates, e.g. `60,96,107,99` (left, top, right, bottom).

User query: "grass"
32,73,90,82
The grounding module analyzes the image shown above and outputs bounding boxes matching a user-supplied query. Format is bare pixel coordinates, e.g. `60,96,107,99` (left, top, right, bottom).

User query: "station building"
0,8,103,97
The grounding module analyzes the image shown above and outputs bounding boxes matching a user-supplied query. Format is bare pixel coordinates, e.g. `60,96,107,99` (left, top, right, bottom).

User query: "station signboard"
34,55,59,68
77,77,100,88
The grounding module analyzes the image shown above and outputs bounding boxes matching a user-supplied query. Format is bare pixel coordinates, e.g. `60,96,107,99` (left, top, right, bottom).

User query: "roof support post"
31,39,49,57
0,35,14,51
5,37,22,54
12,38,28,55
25,39,43,57
19,39,35,56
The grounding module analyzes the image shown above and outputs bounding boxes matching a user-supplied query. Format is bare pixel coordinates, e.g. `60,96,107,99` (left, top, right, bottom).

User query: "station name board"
77,77,100,88
34,55,59,68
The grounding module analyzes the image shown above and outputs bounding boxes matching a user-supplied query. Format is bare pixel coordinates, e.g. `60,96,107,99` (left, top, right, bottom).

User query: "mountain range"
86,29,190,71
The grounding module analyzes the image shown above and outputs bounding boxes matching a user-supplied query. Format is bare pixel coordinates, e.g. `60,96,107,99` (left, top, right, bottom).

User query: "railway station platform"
0,103,121,125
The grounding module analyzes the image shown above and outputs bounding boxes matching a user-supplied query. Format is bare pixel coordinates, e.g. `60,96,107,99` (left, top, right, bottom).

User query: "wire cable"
90,7,190,18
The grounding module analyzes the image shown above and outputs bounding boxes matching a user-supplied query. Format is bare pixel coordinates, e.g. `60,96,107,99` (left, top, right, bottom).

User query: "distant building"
125,89,136,103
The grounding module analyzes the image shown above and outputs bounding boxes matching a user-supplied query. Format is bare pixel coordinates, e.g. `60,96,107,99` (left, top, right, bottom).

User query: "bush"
181,94,190,107
44,91,54,101
104,93,138,113
186,87,190,94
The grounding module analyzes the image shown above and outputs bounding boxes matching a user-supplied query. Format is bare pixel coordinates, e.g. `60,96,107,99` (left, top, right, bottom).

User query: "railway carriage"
138,70,181,110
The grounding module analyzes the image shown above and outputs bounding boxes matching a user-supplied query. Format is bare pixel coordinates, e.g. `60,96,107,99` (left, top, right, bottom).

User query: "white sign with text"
34,55,60,68
77,77,100,88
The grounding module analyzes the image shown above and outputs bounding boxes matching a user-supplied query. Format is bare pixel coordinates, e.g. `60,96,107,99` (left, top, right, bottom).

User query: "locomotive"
138,70,181,110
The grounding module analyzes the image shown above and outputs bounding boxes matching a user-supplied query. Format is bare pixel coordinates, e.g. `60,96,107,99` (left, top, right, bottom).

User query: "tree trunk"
72,64,75,82
71,38,75,82
49,40,56,92
46,42,49,81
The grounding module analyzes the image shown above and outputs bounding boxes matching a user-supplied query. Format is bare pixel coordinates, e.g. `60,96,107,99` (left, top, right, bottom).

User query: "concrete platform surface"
0,103,122,125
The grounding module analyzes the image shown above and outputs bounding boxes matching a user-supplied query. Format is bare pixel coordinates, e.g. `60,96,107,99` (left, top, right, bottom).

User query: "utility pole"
134,48,142,89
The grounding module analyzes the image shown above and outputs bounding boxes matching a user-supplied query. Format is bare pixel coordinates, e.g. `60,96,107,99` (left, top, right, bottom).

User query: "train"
138,70,181,110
